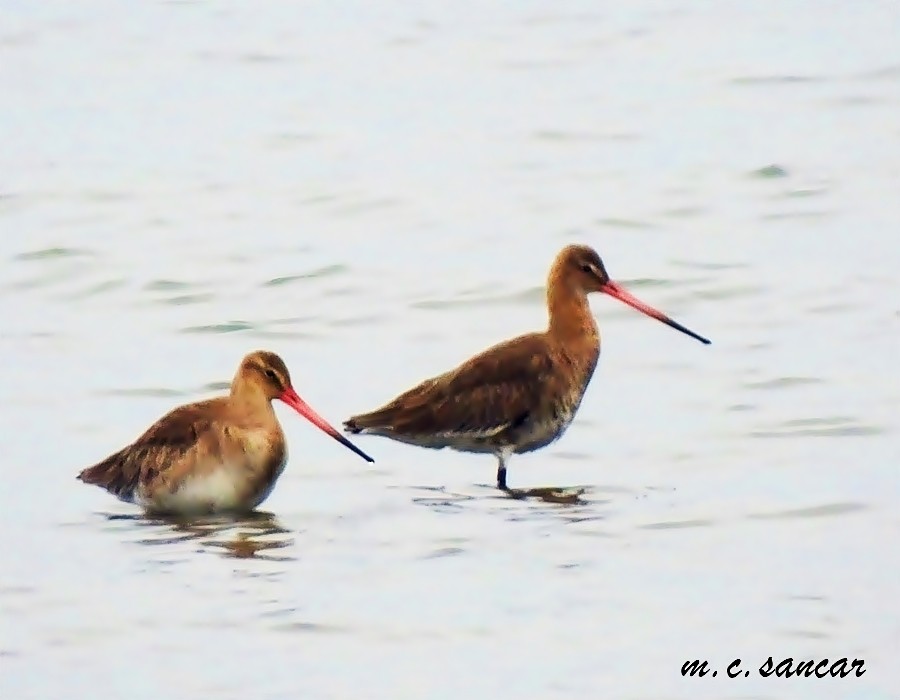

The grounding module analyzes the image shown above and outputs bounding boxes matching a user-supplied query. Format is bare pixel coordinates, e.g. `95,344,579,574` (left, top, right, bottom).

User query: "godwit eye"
580,263,593,273
264,369,278,381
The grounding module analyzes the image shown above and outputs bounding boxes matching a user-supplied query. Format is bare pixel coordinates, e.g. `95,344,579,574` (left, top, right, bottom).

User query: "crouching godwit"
78,350,374,515
343,244,708,501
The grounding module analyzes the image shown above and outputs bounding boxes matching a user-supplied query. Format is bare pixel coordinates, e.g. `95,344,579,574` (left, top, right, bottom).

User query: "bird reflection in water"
103,510,294,560
406,483,592,512
497,485,587,504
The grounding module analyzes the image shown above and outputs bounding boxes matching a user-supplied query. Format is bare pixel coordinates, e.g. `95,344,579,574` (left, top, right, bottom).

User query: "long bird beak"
601,281,711,345
279,387,376,462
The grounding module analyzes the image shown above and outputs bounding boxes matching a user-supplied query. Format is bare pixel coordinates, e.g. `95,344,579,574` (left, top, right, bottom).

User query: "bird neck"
229,374,274,415
547,274,598,345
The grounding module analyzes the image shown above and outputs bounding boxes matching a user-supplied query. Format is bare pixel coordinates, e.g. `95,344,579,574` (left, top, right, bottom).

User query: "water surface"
2,2,899,699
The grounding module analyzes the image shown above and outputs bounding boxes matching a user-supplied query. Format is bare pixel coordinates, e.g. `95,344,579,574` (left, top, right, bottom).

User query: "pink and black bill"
601,281,711,345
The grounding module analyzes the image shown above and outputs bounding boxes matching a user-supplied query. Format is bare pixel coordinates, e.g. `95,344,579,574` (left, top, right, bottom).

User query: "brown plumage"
78,350,374,515
344,244,709,492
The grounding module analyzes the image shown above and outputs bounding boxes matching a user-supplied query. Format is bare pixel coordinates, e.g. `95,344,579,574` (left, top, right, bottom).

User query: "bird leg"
494,449,585,504
495,449,511,491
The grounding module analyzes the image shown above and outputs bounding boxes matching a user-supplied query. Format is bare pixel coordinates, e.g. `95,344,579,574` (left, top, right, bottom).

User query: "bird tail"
343,378,443,436
77,451,139,503
343,410,393,434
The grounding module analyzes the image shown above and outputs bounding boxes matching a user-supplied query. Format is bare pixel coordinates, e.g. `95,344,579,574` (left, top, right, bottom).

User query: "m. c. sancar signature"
681,656,866,679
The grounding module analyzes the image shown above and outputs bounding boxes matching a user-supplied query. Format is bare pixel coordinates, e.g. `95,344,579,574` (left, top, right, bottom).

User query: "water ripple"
855,63,900,81
638,518,716,531
596,217,656,229
200,381,231,392
659,205,707,219
779,628,832,640
760,210,834,222
180,321,256,334
533,129,640,143
747,502,868,521
411,285,544,310
751,416,884,439
270,621,350,634
693,284,765,301
731,75,825,86
671,259,749,271
749,164,789,179
159,293,215,306
144,279,194,291
261,264,348,287
778,186,830,199
97,387,186,398
420,546,466,560
744,377,824,390
13,247,94,261
64,279,129,300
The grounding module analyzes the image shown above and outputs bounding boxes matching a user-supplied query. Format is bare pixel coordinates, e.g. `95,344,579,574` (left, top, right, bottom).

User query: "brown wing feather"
344,333,563,440
77,399,223,502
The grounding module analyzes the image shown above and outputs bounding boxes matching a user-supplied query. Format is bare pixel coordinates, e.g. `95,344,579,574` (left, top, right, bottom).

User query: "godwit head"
232,350,375,462
550,244,710,344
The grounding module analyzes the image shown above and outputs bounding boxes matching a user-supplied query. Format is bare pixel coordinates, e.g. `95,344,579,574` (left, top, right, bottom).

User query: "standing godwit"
78,350,374,515
343,244,708,499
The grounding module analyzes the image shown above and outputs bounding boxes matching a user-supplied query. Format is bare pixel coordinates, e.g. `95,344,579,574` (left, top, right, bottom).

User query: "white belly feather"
137,441,289,514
